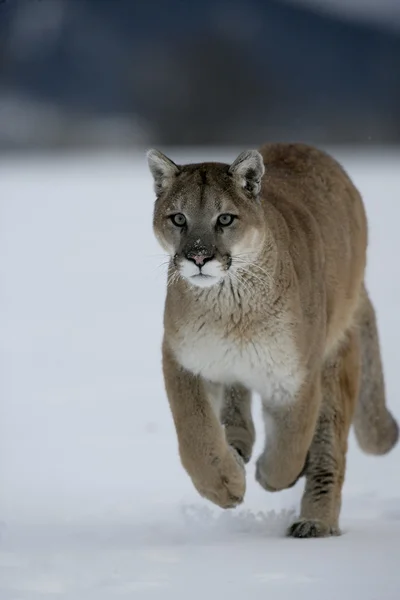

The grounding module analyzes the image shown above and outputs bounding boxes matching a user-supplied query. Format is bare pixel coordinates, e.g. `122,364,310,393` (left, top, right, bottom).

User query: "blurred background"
1,0,400,152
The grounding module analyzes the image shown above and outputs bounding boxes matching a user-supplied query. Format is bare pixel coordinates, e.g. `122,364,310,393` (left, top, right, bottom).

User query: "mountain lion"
147,143,398,538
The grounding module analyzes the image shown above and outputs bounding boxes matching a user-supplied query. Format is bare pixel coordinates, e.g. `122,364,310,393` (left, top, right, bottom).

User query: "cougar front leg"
162,339,246,509
256,377,321,492
221,384,255,464
289,333,360,538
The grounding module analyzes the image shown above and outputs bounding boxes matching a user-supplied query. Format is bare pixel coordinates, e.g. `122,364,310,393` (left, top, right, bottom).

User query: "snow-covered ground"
0,148,399,599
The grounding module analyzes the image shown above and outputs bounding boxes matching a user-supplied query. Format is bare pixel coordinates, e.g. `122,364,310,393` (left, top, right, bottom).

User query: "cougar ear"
229,150,265,198
147,149,180,194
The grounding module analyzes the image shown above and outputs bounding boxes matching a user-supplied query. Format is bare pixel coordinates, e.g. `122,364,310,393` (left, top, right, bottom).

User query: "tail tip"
355,412,399,456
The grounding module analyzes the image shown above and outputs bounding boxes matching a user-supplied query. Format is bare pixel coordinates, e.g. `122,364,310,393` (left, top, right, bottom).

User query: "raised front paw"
192,447,246,509
287,518,340,538
255,451,309,492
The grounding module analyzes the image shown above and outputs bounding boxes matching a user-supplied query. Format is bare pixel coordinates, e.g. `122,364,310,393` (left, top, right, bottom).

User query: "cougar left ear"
147,149,180,195
229,150,265,198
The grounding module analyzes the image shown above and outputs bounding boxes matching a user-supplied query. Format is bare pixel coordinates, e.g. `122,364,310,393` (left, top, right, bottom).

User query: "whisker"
232,261,267,287
233,251,261,262
145,253,171,258
167,270,176,283
153,260,171,272
232,257,271,280
229,270,253,297
167,270,181,288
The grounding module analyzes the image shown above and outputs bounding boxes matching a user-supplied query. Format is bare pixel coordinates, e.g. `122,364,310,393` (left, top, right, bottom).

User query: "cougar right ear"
147,149,180,195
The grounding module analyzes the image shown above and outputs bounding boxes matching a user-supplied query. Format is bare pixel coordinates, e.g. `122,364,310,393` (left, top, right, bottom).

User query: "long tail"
353,287,399,455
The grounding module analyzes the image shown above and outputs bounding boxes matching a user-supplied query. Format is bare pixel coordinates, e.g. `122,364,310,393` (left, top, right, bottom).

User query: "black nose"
186,250,215,267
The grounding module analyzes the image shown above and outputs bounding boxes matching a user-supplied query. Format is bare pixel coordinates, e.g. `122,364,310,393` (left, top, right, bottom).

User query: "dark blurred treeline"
0,0,399,150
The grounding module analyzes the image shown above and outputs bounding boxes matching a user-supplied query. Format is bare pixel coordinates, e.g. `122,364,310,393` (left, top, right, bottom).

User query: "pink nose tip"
186,251,215,266
192,255,207,266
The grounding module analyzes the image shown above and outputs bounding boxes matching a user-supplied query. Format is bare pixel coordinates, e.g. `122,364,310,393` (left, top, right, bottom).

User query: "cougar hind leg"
289,330,360,538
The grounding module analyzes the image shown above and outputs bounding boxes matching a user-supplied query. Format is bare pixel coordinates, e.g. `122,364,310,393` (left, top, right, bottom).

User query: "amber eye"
217,214,236,227
170,213,186,227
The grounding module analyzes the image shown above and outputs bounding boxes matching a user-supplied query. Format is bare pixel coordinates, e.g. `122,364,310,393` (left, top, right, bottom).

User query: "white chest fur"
172,322,302,405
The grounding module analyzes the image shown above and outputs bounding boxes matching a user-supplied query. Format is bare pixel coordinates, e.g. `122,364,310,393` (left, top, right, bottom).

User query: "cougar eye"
170,213,186,227
217,214,236,227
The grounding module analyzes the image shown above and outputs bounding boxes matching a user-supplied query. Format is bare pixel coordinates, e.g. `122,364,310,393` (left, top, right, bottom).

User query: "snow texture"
0,149,399,599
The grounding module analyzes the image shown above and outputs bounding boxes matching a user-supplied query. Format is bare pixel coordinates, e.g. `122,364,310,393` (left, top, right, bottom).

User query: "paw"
255,452,309,492
192,447,246,509
224,426,255,465
287,518,340,538
228,440,252,465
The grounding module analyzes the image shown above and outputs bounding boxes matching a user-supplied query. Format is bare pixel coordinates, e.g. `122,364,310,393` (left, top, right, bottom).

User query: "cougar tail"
353,287,399,455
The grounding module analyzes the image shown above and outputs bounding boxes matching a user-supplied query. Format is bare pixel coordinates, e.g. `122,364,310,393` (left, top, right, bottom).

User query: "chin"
187,274,222,289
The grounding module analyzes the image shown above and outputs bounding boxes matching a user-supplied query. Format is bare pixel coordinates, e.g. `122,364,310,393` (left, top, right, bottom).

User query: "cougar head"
148,149,265,289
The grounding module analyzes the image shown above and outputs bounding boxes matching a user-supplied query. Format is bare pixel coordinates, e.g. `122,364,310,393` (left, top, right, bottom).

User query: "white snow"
0,148,399,599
